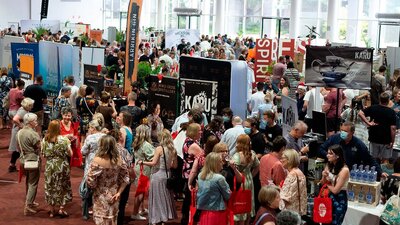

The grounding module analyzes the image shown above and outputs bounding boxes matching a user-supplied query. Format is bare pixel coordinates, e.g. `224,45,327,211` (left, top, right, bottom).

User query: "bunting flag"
124,0,143,93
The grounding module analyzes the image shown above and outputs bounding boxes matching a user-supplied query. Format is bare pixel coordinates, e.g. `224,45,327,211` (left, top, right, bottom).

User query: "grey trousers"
25,168,40,205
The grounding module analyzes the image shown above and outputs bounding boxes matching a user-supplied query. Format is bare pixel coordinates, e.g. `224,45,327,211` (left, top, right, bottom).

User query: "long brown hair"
45,120,60,143
96,135,120,165
236,134,252,163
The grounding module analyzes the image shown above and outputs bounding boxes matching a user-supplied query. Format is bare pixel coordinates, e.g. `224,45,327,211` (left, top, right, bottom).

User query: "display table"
343,202,384,225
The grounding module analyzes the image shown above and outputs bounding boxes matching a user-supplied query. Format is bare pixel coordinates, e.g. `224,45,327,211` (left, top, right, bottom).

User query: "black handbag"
162,146,178,191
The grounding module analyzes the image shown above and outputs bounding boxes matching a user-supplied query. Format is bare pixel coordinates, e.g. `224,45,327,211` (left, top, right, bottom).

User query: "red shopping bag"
313,184,332,224
228,175,251,215
188,189,197,225
135,164,150,197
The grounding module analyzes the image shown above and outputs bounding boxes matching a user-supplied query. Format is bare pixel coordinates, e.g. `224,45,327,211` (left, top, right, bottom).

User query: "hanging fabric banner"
124,0,143,93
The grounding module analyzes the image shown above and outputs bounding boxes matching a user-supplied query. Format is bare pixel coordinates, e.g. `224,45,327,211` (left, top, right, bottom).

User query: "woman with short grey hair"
17,112,41,215
276,210,302,225
8,97,35,172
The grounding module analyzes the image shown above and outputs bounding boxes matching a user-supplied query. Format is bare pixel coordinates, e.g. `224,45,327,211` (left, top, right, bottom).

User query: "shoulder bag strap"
83,97,94,116
162,146,169,178
296,173,301,213
255,212,270,225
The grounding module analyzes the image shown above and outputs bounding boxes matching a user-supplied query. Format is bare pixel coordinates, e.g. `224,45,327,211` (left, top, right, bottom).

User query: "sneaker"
131,214,146,220
32,202,40,207
8,165,18,173
139,208,148,215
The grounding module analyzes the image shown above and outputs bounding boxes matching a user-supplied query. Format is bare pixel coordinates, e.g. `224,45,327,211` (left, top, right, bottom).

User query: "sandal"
48,210,55,218
58,209,69,218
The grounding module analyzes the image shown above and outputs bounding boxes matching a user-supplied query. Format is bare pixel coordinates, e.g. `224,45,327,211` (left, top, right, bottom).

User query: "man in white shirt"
220,116,245,156
59,76,79,117
247,82,265,117
159,49,173,67
303,86,324,130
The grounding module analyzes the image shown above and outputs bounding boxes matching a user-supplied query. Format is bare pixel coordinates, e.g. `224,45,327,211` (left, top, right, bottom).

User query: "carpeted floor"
0,128,182,225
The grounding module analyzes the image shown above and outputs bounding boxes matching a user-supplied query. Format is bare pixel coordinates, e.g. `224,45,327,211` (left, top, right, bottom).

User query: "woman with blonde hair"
253,185,281,225
8,97,34,172
42,120,73,217
139,129,178,224
87,135,130,225
279,149,307,216
197,152,231,225
80,119,106,220
131,124,155,220
232,134,260,225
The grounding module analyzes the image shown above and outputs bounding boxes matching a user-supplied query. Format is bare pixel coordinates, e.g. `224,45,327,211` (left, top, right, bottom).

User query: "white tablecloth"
343,202,384,225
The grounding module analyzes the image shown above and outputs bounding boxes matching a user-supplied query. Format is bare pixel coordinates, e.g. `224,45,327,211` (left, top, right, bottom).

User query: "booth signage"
180,78,218,122
305,46,373,89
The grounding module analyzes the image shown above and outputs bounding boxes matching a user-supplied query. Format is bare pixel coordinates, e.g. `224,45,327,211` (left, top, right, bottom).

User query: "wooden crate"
348,180,381,207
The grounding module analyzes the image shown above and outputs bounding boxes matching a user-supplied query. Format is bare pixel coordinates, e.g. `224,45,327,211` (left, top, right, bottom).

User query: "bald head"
232,116,242,126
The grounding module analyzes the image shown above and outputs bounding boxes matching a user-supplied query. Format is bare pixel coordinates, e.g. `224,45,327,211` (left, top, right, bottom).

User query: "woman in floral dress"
42,120,73,218
80,119,106,219
232,134,260,225
87,135,130,225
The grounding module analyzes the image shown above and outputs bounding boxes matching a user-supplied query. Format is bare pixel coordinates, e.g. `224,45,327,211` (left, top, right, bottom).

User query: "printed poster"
180,78,218,122
148,75,178,130
281,95,299,137
305,46,373,89
11,42,39,81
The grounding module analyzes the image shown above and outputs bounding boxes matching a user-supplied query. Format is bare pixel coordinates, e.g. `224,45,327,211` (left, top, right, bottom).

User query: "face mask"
262,119,269,126
223,116,230,122
340,131,348,140
244,127,251,135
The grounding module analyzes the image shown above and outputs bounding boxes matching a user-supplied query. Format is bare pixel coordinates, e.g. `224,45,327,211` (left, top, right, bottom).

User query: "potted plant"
137,62,152,88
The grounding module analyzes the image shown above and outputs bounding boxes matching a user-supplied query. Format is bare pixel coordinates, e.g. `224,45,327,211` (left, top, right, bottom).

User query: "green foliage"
116,30,125,44
137,62,152,86
32,26,50,38
79,33,89,45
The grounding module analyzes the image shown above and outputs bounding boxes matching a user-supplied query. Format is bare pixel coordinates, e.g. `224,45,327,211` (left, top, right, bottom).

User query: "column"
326,0,339,43
215,0,226,35
289,0,301,39
200,0,211,35
156,0,164,30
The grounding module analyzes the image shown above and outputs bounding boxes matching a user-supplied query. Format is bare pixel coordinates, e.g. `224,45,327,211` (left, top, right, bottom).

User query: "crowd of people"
2,28,400,225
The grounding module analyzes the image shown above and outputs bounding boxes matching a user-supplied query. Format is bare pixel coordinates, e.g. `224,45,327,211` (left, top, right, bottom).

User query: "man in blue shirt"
318,121,384,179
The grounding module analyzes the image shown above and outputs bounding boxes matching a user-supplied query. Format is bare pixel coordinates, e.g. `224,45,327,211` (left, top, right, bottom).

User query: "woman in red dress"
60,107,82,167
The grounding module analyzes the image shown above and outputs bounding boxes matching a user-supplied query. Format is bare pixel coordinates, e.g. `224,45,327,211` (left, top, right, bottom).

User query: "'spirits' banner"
84,64,104,94
255,38,309,82
11,43,39,81
124,0,143,92
41,0,49,20
305,46,373,89
148,75,178,130
180,78,218,123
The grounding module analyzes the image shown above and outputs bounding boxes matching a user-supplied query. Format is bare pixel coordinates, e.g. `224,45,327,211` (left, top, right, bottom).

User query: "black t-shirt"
139,55,151,63
250,131,266,155
363,105,396,144
120,105,144,130
370,76,383,105
220,165,241,191
263,124,283,143
23,84,47,112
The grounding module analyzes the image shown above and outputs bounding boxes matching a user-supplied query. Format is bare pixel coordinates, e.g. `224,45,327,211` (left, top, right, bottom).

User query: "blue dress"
124,127,133,154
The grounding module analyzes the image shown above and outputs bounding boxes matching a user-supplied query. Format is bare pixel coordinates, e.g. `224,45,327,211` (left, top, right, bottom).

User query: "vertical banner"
255,39,275,82
148,75,178,130
305,46,373,89
83,64,104,94
281,95,298,137
180,78,218,123
10,43,39,82
124,0,143,93
40,0,49,20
